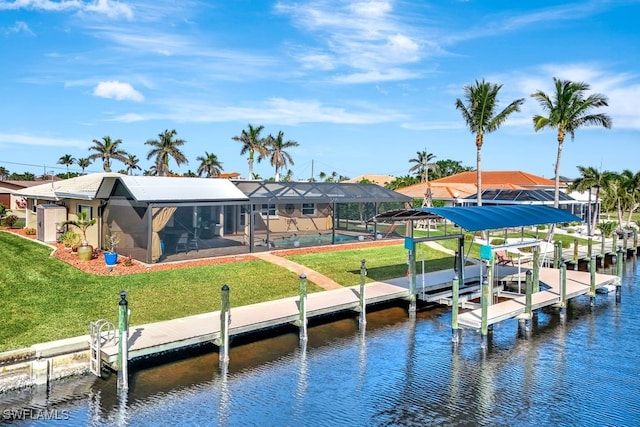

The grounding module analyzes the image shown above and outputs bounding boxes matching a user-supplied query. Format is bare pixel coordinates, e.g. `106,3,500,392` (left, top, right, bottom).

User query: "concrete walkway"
252,252,343,290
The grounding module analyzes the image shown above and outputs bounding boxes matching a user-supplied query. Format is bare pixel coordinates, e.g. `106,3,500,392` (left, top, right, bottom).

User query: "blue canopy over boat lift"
371,205,584,346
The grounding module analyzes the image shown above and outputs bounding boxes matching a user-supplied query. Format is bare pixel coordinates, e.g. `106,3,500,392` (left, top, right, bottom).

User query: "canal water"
2,259,640,426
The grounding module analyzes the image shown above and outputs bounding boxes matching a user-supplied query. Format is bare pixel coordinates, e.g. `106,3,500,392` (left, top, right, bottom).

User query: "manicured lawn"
287,242,456,285
0,233,313,352
0,232,460,352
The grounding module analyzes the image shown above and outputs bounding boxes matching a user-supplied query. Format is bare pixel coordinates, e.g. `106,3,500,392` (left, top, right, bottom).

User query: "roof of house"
96,175,250,202
0,180,50,192
12,173,122,200
432,170,557,187
395,170,560,200
343,174,395,185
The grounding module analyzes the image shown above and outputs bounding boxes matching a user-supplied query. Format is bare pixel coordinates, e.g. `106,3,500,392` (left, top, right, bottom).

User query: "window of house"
78,204,94,220
260,204,276,217
302,203,315,216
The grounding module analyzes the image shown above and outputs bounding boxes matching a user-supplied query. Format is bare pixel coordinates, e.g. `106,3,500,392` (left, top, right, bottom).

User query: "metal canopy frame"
233,180,411,204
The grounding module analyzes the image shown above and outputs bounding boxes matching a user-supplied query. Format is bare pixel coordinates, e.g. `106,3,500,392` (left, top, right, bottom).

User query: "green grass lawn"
0,233,315,352
286,242,456,286
0,232,459,352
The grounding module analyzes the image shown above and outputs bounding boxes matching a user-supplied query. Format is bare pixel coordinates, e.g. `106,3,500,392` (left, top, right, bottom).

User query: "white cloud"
93,80,144,102
0,132,86,148
3,21,34,35
0,0,133,19
83,0,133,20
276,0,425,81
109,97,409,125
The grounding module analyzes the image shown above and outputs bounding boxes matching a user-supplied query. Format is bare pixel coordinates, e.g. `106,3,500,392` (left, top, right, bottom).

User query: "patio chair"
496,250,514,266
188,228,199,252
175,232,189,254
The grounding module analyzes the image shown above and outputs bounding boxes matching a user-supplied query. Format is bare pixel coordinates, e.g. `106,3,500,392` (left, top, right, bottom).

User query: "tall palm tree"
88,136,129,172
267,131,298,182
124,154,142,176
196,151,224,177
77,158,92,175
531,78,612,208
57,154,76,179
145,129,188,177
455,79,524,206
232,124,269,179
408,150,437,183
619,169,640,228
568,166,614,235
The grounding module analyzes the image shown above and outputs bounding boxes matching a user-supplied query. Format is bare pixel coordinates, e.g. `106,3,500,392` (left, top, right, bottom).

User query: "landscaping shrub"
2,214,18,228
25,228,36,235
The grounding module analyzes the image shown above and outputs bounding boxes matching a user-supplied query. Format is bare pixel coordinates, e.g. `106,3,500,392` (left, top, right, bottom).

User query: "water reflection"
1,263,639,426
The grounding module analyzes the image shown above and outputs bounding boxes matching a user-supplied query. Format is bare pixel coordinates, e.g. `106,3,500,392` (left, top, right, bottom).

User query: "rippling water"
2,259,640,426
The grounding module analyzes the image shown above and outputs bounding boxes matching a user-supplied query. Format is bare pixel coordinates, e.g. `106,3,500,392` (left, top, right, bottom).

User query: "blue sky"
1,0,639,181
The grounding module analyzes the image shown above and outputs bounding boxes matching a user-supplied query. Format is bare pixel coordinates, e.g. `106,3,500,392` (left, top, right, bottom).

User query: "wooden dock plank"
457,267,620,329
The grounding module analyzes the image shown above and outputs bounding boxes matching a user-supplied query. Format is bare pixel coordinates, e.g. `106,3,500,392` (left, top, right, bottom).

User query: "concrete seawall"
0,336,90,393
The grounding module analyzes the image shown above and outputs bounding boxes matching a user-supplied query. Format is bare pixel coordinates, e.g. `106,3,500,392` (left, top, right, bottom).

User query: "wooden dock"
456,267,621,329
99,264,620,368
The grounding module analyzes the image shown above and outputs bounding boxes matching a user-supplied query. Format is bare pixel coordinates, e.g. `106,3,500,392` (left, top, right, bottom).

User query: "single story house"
13,174,410,264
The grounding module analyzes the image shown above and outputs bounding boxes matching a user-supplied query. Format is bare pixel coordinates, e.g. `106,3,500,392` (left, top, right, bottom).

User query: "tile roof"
432,170,558,187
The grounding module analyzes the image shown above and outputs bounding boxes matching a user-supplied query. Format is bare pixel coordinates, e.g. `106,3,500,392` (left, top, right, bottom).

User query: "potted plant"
60,231,81,250
62,212,97,261
103,232,120,267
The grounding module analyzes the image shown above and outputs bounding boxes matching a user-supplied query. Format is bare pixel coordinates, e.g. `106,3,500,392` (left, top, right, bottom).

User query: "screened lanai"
96,176,251,264
234,180,412,251
459,189,587,217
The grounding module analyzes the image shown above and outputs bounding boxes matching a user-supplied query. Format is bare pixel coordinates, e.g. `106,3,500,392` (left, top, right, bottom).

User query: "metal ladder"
89,319,116,376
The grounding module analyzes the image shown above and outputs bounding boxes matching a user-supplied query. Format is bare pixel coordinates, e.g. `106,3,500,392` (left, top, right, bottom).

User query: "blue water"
272,232,360,248
2,260,639,426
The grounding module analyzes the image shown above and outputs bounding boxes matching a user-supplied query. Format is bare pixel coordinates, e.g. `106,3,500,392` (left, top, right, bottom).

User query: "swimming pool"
272,233,362,248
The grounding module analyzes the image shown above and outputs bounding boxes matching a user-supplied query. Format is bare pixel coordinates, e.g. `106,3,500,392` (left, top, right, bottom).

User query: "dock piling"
617,246,624,278
298,274,308,342
217,284,231,364
559,263,567,322
590,256,596,307
451,275,460,344
358,260,367,328
117,290,129,392
480,263,490,349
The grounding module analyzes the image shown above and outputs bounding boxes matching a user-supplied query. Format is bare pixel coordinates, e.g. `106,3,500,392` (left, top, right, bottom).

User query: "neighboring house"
0,180,44,210
13,174,410,264
396,170,586,217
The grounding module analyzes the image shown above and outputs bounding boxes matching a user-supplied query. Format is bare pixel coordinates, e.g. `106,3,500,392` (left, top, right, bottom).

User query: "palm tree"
57,154,76,179
145,129,188,177
196,151,224,177
0,166,9,180
531,78,612,208
267,131,298,182
88,136,129,172
618,169,640,228
124,154,141,176
408,150,437,183
77,158,92,175
568,166,614,235
455,80,524,206
283,169,294,182
232,124,269,179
